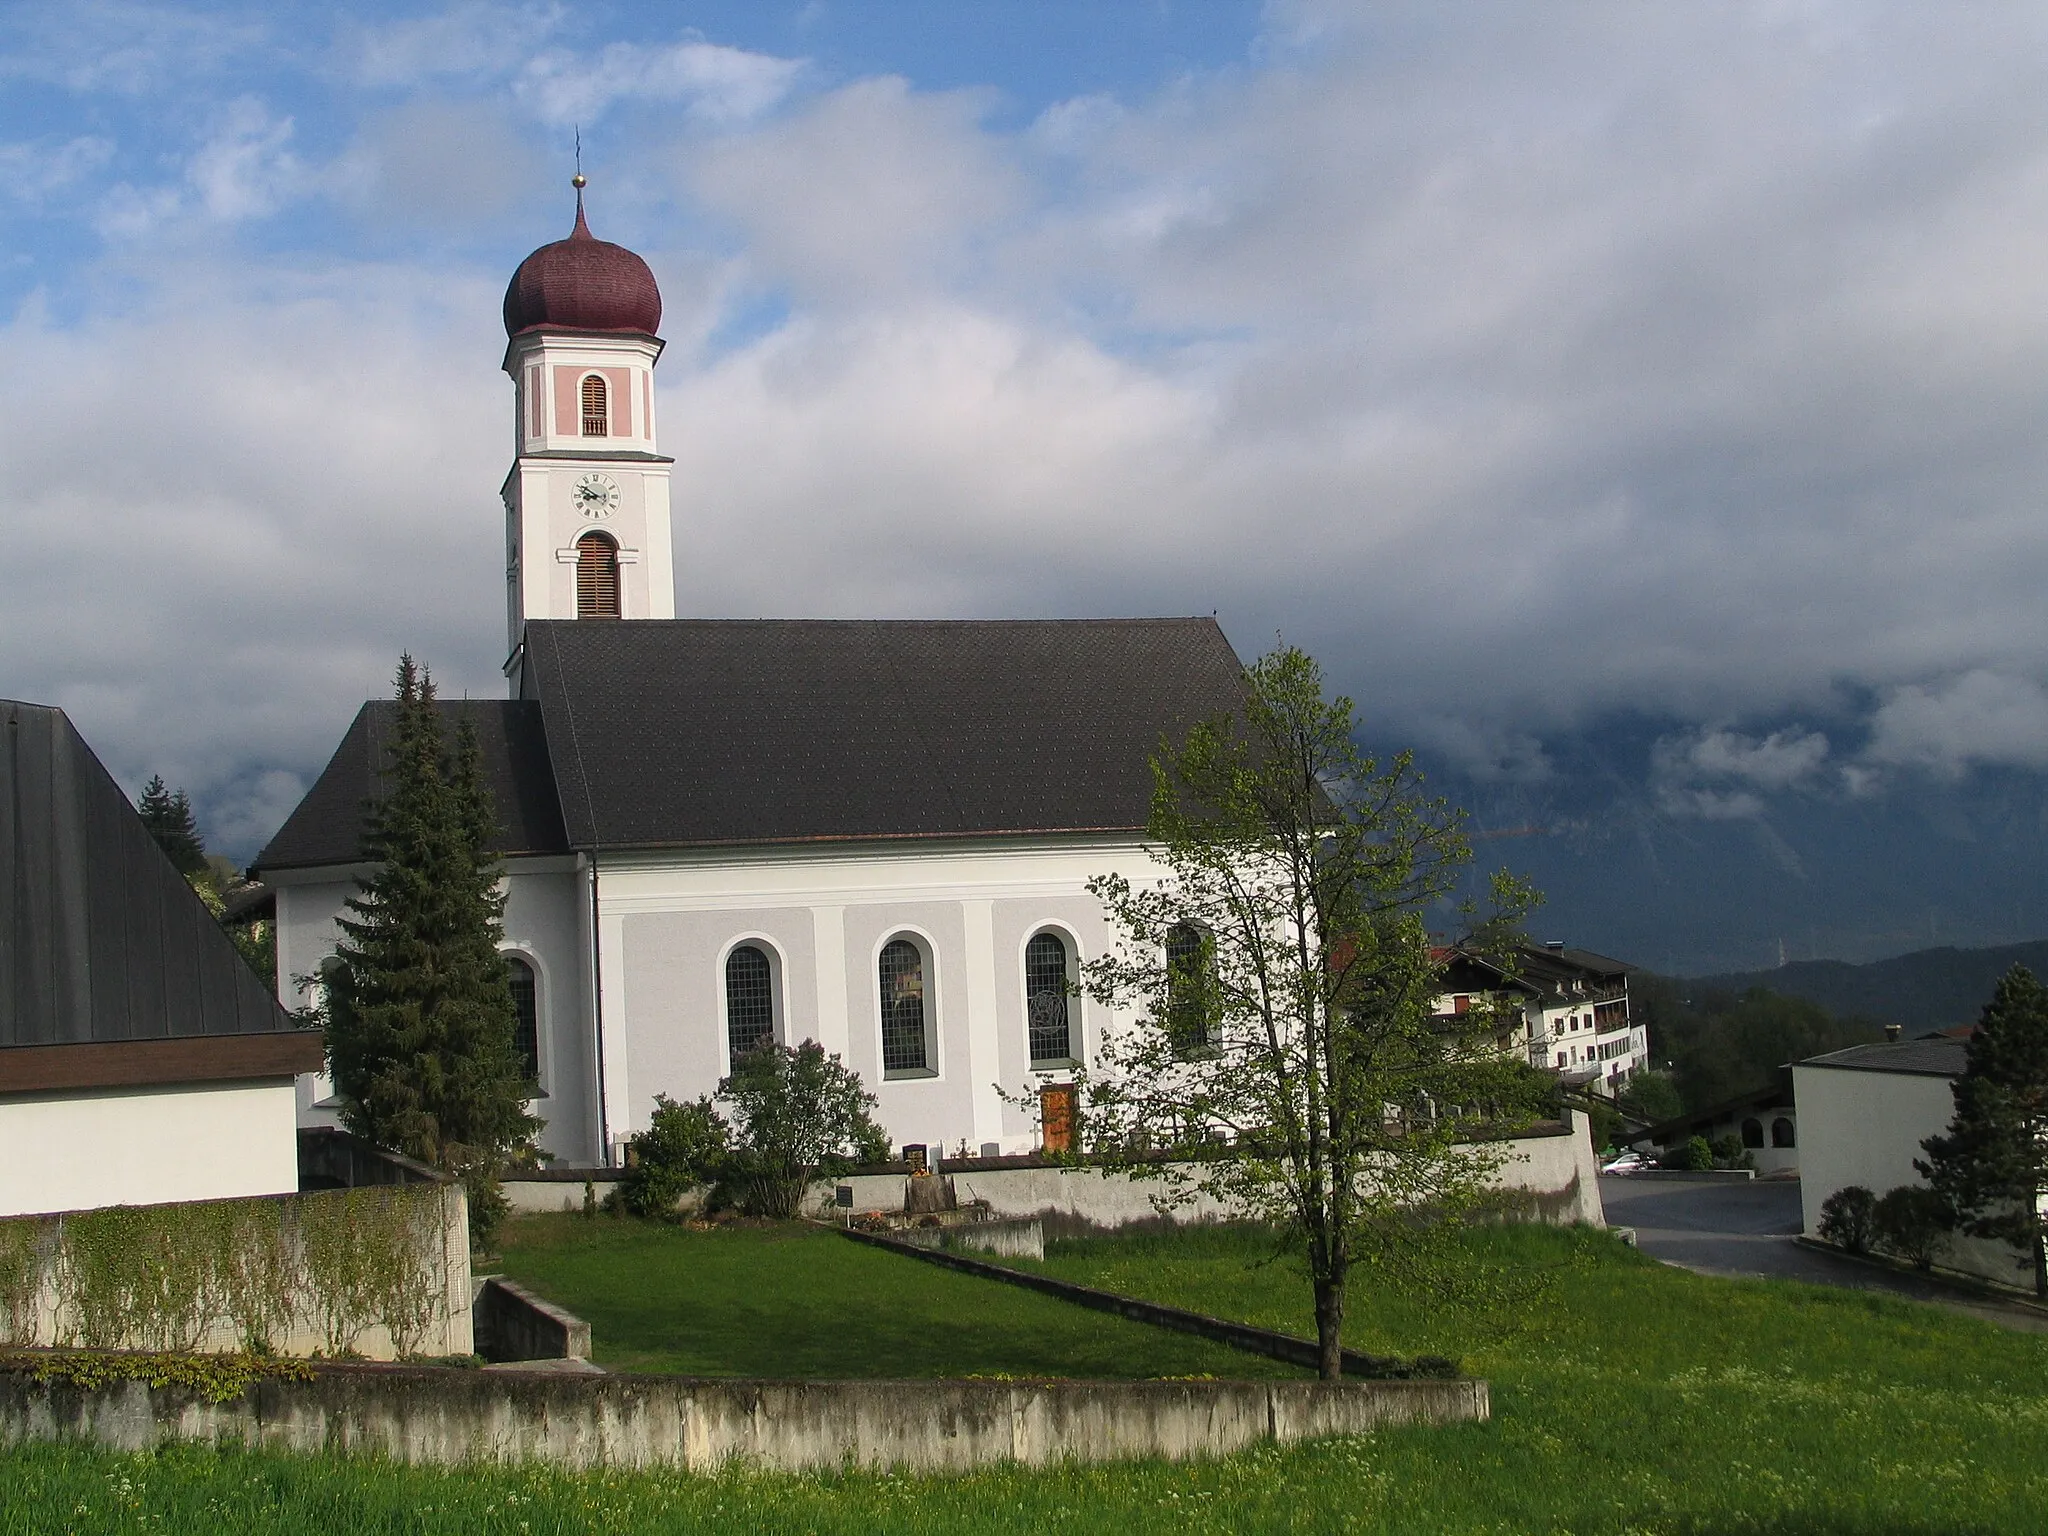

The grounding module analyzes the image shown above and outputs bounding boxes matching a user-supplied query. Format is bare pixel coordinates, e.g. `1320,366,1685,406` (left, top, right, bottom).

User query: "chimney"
1885,1024,1902,1042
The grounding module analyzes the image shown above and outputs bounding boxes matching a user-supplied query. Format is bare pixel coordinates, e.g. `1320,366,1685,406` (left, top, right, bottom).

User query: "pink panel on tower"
552,367,580,436
603,367,631,437
528,367,542,439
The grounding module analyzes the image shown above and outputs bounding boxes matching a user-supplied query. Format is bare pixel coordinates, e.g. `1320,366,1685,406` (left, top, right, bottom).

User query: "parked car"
1601,1150,1651,1175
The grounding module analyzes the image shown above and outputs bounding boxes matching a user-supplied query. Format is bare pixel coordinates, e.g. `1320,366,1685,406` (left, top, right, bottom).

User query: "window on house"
726,944,775,1059
504,954,540,1086
1164,923,1214,1051
879,938,930,1075
1771,1116,1796,1148
1741,1117,1765,1149
575,532,620,619
1025,931,1073,1064
581,374,608,436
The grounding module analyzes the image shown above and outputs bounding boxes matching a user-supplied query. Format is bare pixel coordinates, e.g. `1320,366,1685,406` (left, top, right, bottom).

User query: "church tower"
500,176,675,689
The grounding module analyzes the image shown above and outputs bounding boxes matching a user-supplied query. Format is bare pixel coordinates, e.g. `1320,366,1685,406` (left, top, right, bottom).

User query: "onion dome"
502,182,662,339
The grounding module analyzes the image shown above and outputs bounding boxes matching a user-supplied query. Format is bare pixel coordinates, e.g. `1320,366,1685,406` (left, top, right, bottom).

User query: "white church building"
255,188,1250,1169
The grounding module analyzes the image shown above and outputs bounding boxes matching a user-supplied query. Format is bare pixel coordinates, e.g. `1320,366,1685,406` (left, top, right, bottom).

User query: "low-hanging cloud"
11,3,2048,856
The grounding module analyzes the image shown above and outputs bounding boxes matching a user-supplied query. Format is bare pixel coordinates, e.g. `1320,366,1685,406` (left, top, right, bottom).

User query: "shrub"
1817,1185,1878,1255
616,1095,728,1220
1708,1135,1754,1172
1663,1136,1715,1172
715,1042,890,1219
1872,1185,1951,1271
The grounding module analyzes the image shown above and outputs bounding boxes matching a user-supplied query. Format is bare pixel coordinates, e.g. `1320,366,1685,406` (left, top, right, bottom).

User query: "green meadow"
3,1216,2044,1534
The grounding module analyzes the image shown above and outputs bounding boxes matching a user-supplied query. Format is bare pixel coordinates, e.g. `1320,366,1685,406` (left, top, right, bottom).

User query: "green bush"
1663,1135,1715,1171
616,1094,728,1220
1708,1134,1754,1171
1872,1185,1951,1271
715,1042,890,1218
1817,1185,1878,1255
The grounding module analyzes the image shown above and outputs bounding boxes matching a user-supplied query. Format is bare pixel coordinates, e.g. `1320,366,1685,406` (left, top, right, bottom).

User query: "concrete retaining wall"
472,1278,590,1364
0,1362,1487,1472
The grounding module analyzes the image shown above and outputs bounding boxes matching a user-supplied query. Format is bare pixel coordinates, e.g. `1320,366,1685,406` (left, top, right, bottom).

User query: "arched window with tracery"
1164,923,1215,1052
879,938,930,1075
1025,931,1073,1065
580,373,609,436
726,944,775,1059
575,531,620,619
504,953,540,1087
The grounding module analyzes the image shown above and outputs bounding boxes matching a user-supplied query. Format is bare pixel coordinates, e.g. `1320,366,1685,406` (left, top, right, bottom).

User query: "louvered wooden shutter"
576,535,620,619
581,374,608,437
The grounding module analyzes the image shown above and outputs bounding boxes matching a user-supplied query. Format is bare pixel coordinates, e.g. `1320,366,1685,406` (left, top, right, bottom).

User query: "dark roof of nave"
522,618,1250,851
256,618,1249,870
254,699,569,873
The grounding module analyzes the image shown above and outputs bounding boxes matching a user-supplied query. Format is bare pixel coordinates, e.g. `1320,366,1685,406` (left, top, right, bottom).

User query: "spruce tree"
323,656,539,1249
1918,964,2048,1298
137,774,207,875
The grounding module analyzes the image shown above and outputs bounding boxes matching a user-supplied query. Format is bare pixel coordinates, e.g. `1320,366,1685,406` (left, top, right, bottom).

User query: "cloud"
1863,670,2048,777
0,136,115,203
516,36,802,128
339,2,562,88
0,2,264,95
187,97,304,221
1652,728,1830,819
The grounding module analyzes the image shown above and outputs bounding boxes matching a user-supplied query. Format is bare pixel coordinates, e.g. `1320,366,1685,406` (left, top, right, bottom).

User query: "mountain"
1686,939,2048,1031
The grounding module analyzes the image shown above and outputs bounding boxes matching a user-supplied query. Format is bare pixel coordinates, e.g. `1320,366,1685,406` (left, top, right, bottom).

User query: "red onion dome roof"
502,198,662,339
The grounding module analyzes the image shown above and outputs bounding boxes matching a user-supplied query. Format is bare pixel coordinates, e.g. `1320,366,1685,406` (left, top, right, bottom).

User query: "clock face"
572,472,621,518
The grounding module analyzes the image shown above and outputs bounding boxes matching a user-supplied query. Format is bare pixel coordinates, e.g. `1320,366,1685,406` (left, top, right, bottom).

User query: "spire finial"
570,128,590,235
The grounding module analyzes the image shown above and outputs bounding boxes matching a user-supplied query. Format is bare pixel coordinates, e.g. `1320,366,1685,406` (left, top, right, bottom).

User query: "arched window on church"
575,532,620,619
580,373,609,437
1025,931,1074,1065
504,953,540,1088
726,944,776,1060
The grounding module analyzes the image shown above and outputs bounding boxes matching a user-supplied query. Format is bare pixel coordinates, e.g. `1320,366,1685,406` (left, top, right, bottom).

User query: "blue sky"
8,2,2048,970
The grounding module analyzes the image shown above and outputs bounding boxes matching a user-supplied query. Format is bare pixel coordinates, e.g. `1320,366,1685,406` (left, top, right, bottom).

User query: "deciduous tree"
1074,645,1546,1379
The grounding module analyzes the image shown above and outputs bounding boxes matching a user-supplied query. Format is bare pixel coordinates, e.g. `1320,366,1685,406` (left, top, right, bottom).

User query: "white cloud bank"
12,3,2048,851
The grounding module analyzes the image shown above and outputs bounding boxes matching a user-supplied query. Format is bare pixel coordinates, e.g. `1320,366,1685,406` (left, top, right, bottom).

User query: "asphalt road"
1597,1173,2048,1334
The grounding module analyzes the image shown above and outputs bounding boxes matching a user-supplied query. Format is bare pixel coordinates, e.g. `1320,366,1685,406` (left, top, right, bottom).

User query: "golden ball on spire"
571,172,587,189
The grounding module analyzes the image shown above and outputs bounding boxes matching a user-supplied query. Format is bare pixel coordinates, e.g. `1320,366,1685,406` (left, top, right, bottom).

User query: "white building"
1794,1033,2033,1291
256,188,1245,1169
0,700,319,1219
1435,943,1647,1094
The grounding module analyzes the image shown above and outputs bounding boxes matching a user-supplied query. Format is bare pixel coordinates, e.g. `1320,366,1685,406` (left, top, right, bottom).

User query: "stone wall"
0,1362,1487,1472
812,1113,1605,1230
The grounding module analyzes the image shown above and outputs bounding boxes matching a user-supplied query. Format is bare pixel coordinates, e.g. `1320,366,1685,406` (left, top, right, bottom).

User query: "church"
256,183,1253,1169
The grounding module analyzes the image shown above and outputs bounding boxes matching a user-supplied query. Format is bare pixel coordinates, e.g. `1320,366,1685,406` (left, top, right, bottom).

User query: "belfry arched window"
879,938,931,1076
726,944,775,1059
575,532,620,619
1025,931,1074,1065
580,373,609,437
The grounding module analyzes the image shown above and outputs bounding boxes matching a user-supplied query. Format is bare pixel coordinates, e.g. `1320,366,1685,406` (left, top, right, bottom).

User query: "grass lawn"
486,1212,1302,1379
4,1217,2046,1533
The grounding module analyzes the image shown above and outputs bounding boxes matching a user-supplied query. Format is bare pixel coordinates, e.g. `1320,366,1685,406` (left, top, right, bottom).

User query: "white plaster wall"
0,1080,300,1218
1794,1063,2031,1290
596,838,1162,1158
269,859,595,1165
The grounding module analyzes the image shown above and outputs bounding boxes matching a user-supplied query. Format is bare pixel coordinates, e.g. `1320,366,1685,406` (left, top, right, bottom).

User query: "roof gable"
2,700,299,1050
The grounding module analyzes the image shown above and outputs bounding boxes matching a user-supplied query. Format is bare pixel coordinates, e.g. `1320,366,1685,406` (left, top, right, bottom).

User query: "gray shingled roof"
3,700,298,1047
1798,1036,1970,1077
255,699,568,873
520,618,1250,850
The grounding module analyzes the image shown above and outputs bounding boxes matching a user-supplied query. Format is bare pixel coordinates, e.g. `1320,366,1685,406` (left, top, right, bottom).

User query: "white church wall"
269,859,595,1166
593,836,1164,1159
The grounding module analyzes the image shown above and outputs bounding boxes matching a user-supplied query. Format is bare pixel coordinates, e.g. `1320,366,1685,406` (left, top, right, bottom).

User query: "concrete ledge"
0,1361,1487,1472
840,1227,1454,1380
1608,1169,1755,1183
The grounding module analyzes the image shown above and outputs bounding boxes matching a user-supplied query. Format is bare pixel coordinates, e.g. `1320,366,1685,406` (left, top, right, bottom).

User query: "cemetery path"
1597,1174,2048,1335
